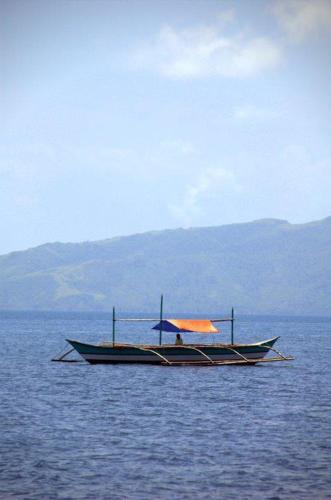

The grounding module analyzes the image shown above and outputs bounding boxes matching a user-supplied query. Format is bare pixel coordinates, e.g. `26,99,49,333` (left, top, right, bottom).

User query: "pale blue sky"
1,0,331,254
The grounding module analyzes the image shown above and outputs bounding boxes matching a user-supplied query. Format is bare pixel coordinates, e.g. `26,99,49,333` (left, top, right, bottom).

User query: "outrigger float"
52,296,294,366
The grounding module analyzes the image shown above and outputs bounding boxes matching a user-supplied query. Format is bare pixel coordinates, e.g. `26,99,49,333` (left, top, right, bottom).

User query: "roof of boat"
152,319,219,333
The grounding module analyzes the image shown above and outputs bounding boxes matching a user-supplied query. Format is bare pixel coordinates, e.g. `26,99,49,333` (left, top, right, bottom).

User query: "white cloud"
169,167,241,224
273,0,331,42
132,24,282,79
233,104,280,121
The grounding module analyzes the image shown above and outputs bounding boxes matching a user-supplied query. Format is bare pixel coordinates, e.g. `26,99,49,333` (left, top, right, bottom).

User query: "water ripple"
0,314,330,499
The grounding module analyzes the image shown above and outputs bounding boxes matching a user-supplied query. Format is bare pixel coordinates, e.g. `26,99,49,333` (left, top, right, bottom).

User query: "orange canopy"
152,319,219,333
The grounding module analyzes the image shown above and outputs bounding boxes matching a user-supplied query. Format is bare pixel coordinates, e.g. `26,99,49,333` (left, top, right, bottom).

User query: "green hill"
1,217,330,314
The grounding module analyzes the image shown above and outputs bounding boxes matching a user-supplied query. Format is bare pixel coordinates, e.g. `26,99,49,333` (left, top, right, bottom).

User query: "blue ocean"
0,312,330,499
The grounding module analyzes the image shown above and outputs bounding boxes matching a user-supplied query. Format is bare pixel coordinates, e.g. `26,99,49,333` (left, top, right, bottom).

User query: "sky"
1,0,331,254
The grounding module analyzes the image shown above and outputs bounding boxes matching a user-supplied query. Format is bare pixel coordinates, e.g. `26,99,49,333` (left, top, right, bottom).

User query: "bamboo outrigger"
52,296,294,366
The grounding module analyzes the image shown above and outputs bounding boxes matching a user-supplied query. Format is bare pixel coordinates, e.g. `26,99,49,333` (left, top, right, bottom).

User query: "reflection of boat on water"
53,296,294,366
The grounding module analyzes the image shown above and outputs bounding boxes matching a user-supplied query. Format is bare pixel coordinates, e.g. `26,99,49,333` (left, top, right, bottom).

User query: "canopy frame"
110,295,235,346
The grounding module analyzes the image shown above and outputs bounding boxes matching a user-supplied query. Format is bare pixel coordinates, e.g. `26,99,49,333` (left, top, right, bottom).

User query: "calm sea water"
0,312,330,500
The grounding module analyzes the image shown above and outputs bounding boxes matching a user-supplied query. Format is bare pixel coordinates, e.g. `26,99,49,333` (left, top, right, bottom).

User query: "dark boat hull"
66,337,280,365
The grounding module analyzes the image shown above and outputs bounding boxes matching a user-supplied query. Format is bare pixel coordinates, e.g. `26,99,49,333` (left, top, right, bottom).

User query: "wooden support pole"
177,345,215,363
51,347,75,362
231,307,234,345
223,345,249,362
263,344,289,360
138,346,171,365
112,306,116,347
160,355,294,366
159,294,163,346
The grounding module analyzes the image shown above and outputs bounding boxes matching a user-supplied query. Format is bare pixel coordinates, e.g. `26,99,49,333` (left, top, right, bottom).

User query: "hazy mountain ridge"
1,217,331,314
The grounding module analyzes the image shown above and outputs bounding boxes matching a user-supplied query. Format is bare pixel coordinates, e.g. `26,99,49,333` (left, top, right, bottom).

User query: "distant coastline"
1,310,331,323
0,217,330,315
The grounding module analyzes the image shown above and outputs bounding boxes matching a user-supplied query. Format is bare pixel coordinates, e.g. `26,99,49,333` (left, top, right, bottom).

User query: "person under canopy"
175,333,183,345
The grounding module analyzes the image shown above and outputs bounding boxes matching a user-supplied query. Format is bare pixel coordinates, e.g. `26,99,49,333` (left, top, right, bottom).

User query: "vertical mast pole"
159,294,163,346
231,307,234,345
112,306,116,347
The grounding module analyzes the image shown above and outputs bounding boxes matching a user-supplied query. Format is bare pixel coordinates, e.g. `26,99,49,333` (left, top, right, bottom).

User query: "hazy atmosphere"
2,0,331,255
1,4,331,499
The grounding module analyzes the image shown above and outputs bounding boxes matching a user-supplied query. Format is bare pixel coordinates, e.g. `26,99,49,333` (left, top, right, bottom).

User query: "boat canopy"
152,319,219,333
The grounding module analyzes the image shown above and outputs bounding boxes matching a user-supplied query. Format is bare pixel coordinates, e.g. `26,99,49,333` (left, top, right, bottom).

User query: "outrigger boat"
53,296,294,366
